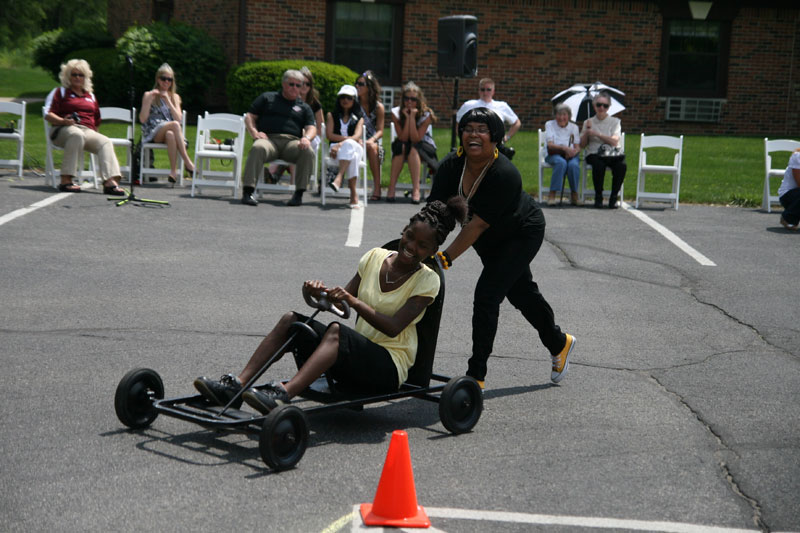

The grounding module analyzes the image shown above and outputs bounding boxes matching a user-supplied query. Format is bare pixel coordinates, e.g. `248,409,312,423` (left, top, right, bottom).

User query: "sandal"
386,196,396,203
369,194,383,202
168,175,178,185
58,183,81,193
103,184,126,196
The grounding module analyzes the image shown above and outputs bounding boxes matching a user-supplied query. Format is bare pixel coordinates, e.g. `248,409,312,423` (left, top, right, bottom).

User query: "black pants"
586,153,627,197
467,228,567,381
780,188,800,226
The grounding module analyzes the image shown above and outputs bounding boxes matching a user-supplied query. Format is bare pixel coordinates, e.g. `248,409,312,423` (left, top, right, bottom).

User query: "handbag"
596,143,625,162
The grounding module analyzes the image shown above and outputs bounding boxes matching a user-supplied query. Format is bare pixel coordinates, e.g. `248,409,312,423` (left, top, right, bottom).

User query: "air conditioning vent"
665,98,724,122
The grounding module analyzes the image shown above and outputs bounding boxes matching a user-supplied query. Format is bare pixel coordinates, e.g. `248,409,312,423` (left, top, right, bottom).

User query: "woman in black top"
427,108,575,386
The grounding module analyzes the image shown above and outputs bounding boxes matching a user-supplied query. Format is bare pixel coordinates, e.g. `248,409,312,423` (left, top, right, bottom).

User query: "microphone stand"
111,55,169,207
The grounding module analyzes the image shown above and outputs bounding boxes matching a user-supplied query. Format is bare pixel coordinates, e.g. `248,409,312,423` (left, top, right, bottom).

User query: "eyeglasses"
70,72,85,78
160,76,173,82
463,127,491,135
479,87,493,92
355,81,367,87
339,95,354,100
287,82,303,88
302,81,311,87
403,96,419,102
594,102,610,109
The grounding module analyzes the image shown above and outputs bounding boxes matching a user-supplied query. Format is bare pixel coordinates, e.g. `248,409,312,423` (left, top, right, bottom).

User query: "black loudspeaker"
437,15,478,78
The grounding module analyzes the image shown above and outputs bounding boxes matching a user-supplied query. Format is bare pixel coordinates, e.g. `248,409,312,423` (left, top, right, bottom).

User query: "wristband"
435,250,452,270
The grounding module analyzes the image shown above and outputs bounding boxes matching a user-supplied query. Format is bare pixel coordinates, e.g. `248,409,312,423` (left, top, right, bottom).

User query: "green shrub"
65,48,128,107
227,60,358,115
116,22,225,112
31,22,114,79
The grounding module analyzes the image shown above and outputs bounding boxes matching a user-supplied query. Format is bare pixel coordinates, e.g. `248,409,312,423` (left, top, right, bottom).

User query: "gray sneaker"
243,382,290,414
194,374,243,408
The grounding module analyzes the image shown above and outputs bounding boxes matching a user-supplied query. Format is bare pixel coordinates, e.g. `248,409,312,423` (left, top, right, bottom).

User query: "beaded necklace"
458,156,494,203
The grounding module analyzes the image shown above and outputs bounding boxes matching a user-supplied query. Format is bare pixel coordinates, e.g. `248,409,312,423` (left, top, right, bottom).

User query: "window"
326,1,403,86
152,0,174,23
660,19,730,98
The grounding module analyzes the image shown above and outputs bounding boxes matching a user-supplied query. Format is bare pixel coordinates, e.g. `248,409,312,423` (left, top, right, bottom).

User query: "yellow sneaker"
551,334,575,383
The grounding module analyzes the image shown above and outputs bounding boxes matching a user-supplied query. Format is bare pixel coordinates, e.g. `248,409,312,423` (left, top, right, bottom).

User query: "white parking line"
345,205,364,247
0,192,72,227
344,505,761,532
623,202,717,266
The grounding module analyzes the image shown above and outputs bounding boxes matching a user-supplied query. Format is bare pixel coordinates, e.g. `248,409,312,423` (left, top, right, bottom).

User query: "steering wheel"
303,290,350,319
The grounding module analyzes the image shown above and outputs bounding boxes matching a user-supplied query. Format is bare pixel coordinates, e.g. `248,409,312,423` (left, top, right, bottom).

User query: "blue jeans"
545,154,580,192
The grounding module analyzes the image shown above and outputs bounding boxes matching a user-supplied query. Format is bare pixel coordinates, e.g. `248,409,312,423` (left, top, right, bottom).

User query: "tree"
0,0,107,49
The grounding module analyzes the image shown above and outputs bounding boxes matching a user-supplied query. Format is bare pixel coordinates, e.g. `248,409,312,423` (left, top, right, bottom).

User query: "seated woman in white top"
580,91,627,209
544,103,581,206
326,85,365,208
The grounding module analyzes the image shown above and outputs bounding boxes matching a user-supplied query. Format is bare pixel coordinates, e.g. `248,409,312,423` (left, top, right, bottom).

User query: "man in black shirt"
241,69,317,206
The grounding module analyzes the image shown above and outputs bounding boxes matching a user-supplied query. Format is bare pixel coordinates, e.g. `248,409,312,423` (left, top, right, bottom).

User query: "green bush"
31,22,114,79
65,48,128,107
116,22,225,112
227,60,359,116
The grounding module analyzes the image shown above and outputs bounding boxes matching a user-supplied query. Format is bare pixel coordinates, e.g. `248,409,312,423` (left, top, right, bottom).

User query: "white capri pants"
332,139,363,179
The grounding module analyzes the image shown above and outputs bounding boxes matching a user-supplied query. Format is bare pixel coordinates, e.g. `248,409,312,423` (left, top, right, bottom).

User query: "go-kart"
114,241,483,471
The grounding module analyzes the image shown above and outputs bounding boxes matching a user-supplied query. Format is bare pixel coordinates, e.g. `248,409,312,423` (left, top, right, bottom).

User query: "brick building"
107,0,800,136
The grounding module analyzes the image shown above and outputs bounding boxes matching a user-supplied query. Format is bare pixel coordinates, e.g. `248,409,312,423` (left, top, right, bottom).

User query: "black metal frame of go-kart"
114,241,483,471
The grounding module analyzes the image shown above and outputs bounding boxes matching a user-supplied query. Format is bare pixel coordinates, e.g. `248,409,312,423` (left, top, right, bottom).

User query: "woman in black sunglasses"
580,91,626,208
387,81,438,204
139,63,195,184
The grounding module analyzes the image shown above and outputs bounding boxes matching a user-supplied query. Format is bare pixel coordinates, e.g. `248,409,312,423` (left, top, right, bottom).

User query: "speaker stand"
449,78,460,152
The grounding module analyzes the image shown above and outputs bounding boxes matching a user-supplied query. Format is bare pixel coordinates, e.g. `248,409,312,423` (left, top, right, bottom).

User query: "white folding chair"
191,114,245,197
389,106,435,196
0,101,26,176
140,112,187,186
580,132,626,204
635,133,684,209
97,106,135,184
42,108,98,189
764,138,800,213
537,129,553,203
320,122,369,206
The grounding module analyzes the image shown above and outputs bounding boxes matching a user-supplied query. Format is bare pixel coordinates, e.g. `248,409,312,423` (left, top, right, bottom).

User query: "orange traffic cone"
360,430,430,528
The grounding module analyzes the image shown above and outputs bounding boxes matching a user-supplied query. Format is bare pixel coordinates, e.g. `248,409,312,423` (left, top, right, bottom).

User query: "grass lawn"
0,65,54,99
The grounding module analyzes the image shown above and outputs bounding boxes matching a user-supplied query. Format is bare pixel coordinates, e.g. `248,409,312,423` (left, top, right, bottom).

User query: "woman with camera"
44,59,125,195
139,63,195,184
580,91,626,208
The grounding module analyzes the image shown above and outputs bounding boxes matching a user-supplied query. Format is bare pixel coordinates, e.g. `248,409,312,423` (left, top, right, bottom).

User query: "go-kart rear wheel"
114,368,164,429
259,405,309,471
439,376,483,434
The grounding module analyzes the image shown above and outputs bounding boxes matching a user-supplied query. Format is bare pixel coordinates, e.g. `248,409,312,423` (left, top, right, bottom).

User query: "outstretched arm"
443,214,490,262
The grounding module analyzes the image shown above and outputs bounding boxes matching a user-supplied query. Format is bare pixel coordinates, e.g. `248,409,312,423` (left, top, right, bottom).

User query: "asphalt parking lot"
1,172,798,533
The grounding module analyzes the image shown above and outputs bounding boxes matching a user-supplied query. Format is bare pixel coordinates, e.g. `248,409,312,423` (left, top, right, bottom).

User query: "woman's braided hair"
409,196,468,246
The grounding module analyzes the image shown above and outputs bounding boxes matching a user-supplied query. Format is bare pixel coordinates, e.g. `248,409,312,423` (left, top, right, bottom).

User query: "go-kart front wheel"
439,376,483,434
114,368,164,429
259,405,309,471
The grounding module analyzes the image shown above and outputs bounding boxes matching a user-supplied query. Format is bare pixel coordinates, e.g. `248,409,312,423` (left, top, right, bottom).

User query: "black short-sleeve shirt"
248,91,315,137
428,151,544,254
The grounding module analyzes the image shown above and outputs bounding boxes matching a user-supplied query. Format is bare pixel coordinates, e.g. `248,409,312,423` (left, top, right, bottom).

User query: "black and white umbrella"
551,81,626,122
